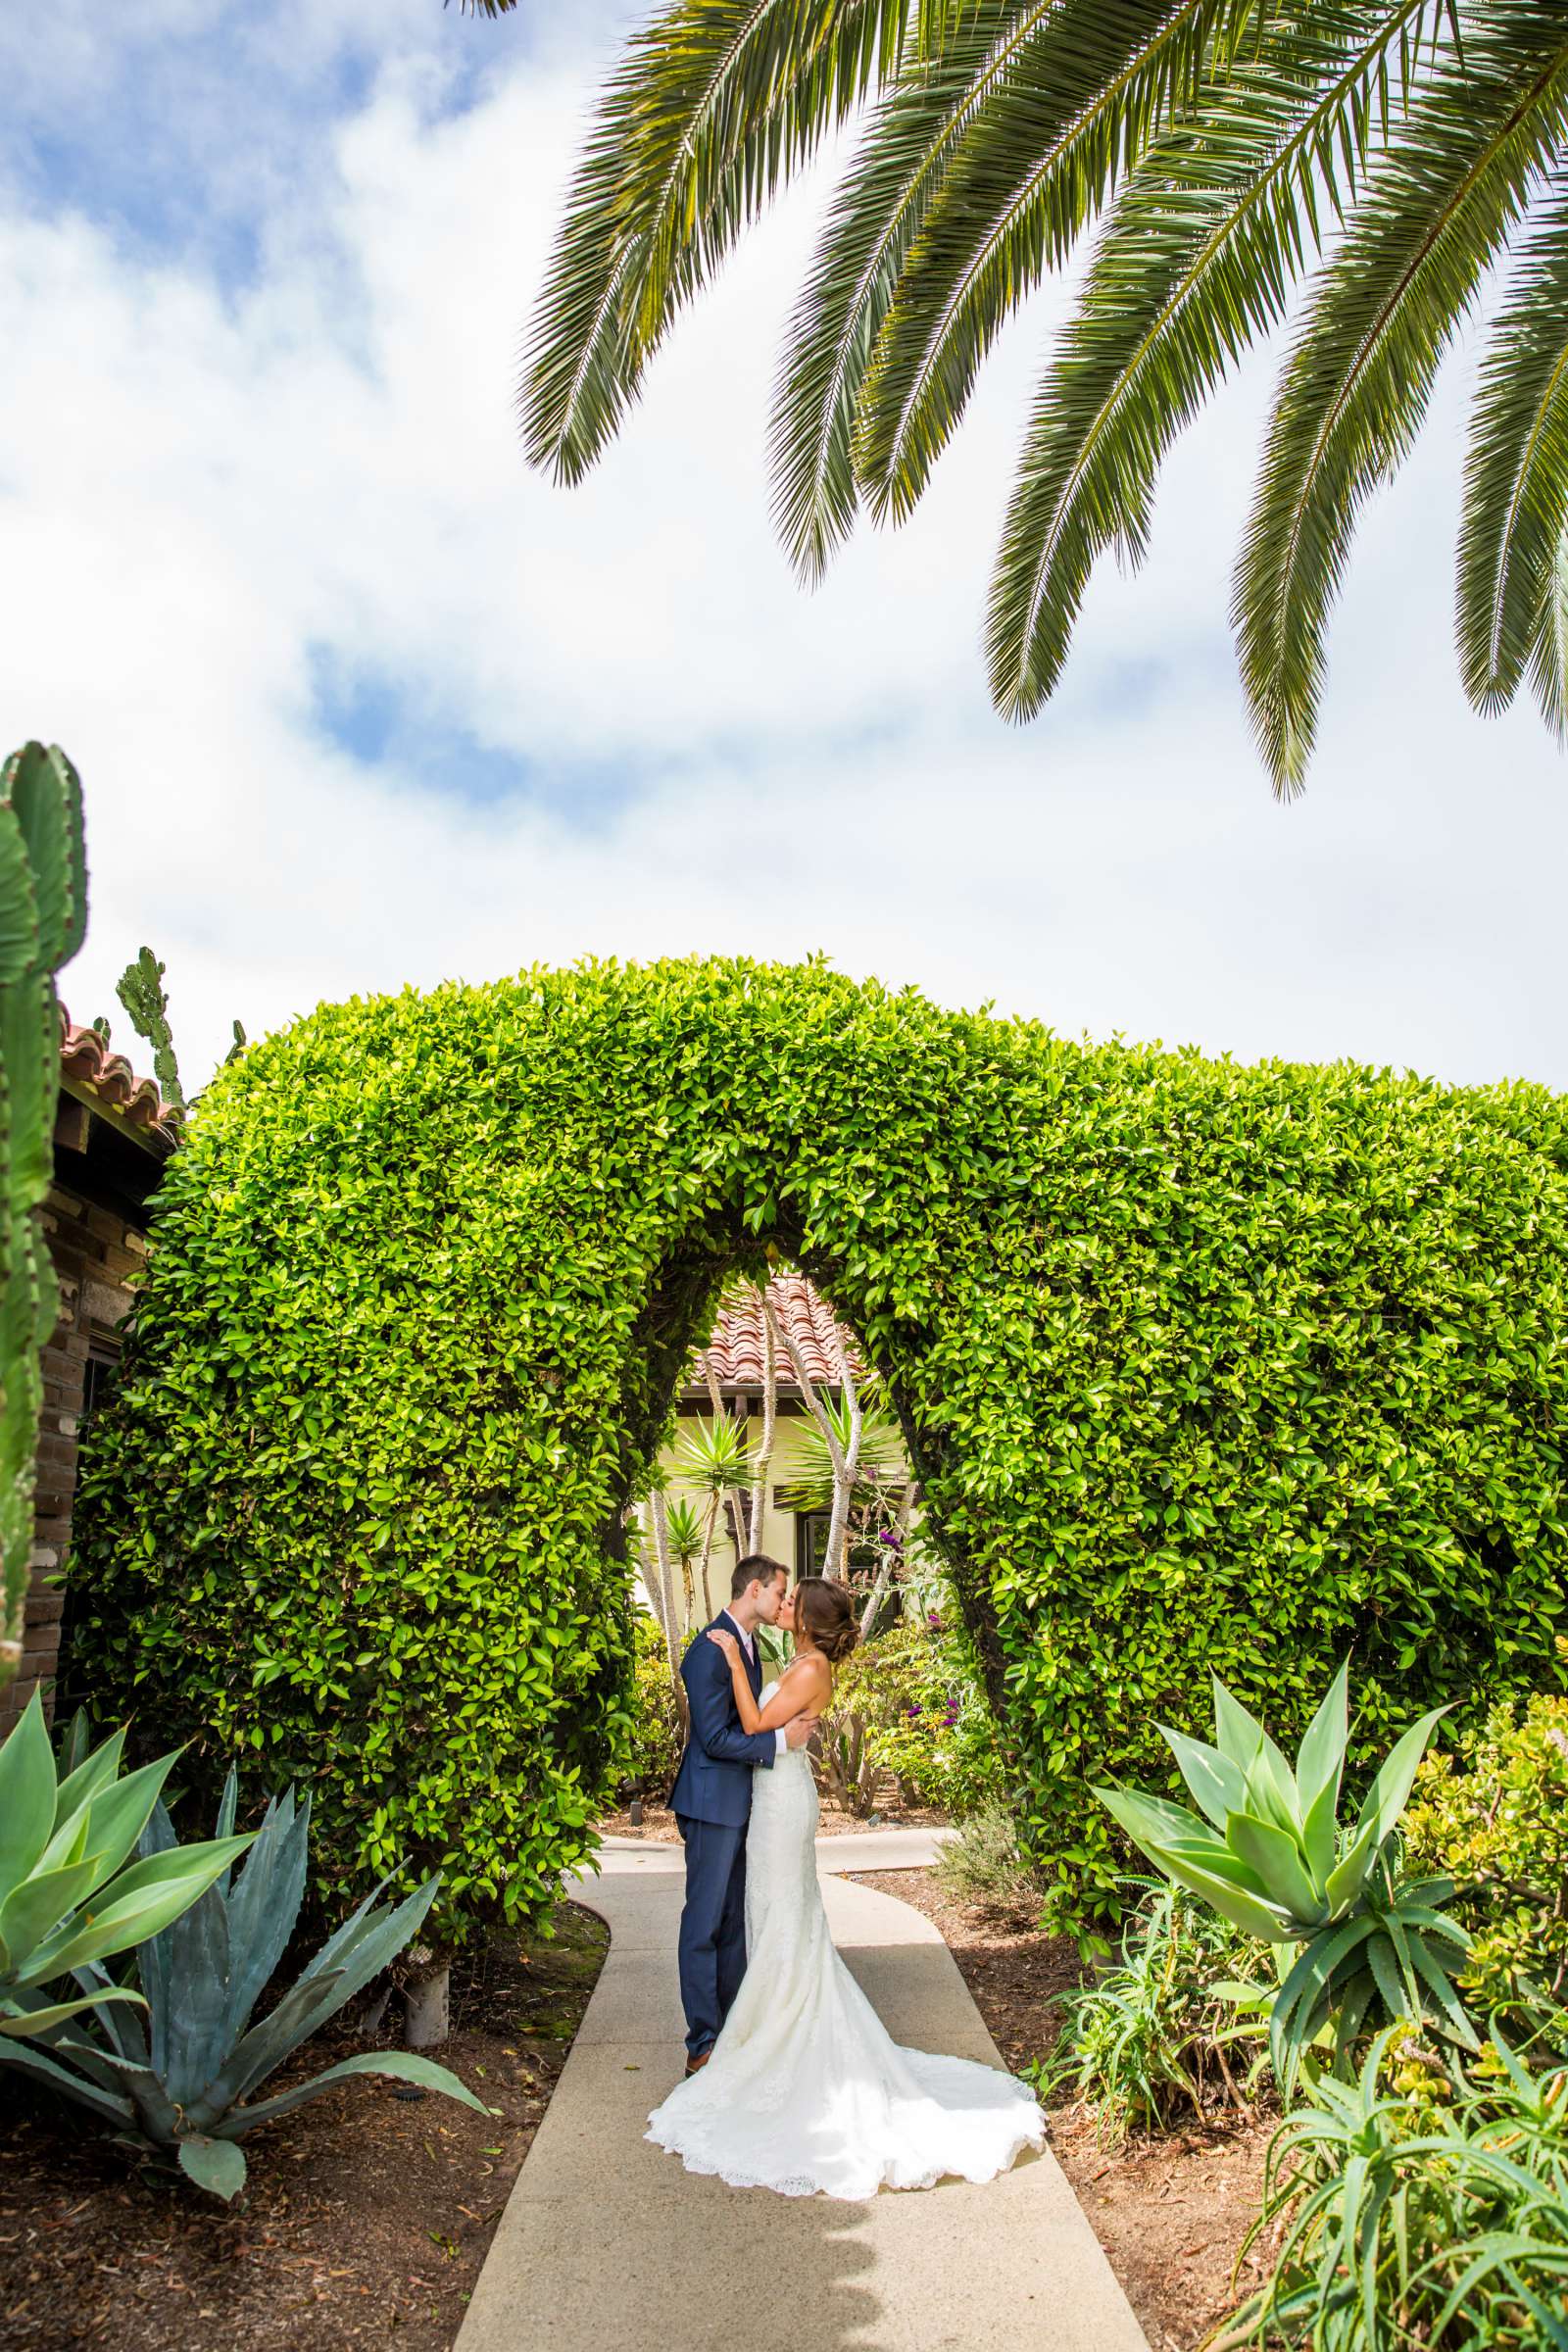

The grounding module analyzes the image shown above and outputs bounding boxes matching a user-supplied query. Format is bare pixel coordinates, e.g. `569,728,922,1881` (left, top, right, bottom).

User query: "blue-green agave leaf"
177,2132,248,2201
1156,1723,1248,1830
1294,1658,1349,1821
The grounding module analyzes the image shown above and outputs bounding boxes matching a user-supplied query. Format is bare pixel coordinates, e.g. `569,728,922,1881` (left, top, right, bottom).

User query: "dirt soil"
856,1869,1277,2352
596,1793,953,1842
0,1902,608,2352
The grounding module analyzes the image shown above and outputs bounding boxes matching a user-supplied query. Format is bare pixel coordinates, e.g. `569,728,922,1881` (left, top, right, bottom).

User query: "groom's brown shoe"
684,2050,711,2077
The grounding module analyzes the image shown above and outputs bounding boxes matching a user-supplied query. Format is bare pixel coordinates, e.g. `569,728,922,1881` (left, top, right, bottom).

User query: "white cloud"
2,10,1564,1096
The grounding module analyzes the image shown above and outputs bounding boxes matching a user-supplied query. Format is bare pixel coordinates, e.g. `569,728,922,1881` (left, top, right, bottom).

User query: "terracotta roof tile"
58,1003,181,1151
684,1274,863,1397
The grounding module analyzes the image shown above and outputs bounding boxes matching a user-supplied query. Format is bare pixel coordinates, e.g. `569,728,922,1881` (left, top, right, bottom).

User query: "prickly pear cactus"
116,945,185,1117
0,743,87,1690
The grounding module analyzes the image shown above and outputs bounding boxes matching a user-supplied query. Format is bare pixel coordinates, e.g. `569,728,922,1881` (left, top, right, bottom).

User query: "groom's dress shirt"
719,1608,788,1759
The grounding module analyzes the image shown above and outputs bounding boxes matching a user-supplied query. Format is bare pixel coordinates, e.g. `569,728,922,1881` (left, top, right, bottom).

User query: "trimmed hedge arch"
73,959,1568,1942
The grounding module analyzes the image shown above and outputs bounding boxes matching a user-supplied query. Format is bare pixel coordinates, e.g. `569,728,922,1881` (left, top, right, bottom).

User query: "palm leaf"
1233,1,1568,795
521,0,910,482
1455,179,1568,716
856,0,1260,524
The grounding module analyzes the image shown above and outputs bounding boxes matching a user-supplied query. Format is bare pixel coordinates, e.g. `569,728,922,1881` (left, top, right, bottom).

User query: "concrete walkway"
457,1831,1149,2352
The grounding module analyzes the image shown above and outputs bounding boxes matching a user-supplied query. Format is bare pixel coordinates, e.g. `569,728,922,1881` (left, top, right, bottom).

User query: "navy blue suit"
669,1612,776,2060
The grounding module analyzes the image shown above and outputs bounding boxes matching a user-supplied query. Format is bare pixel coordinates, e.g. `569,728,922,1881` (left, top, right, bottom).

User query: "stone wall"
2,1181,144,1733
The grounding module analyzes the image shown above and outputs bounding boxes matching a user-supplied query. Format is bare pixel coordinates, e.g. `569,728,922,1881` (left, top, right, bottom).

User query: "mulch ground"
854,1869,1277,2352
0,1902,608,2352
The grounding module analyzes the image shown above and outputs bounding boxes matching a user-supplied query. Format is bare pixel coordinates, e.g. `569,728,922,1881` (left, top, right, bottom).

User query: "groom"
668,1554,813,2074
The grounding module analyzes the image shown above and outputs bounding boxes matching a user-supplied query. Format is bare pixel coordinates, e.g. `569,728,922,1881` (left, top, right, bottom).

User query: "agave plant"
0,1690,251,2043
1095,1661,1475,2089
7,1774,489,2198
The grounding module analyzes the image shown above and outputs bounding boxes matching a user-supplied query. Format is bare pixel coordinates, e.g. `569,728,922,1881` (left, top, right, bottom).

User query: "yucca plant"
11,1773,488,2199
0,1690,252,2042
1095,1661,1474,2091
521,0,1568,796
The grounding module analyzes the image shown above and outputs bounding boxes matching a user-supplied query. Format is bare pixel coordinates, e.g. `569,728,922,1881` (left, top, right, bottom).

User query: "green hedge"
71,959,1568,1938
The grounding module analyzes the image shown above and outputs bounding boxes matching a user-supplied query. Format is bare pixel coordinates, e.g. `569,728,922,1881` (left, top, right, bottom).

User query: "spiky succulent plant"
9,1774,489,2199
0,1691,251,2043
1095,1661,1475,2087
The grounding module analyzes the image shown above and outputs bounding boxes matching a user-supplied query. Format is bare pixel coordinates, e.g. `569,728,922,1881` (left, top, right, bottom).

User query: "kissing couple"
645,1553,1046,2199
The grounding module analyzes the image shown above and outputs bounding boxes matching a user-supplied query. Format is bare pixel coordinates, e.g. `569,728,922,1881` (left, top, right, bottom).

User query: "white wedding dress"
646,1682,1047,2199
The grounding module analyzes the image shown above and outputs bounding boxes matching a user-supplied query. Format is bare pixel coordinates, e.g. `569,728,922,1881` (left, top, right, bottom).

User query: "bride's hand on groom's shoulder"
707,1628,740,1662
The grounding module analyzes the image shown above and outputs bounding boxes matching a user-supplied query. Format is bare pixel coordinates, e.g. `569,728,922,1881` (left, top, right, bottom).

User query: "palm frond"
1233,1,1568,796
855,0,1254,524
769,0,1045,580
521,0,909,481
1455,182,1568,719
985,2,1425,721
1530,515,1568,740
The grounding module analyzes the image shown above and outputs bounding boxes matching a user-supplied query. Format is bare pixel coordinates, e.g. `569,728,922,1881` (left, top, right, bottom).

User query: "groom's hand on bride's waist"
783,1713,815,1750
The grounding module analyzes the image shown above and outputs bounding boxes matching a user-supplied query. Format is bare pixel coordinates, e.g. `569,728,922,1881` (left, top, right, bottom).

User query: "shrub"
1404,1668,1568,2043
831,1612,1005,1815
933,1802,1053,1922
620,1613,684,1797
69,960,1568,1941
1031,1878,1274,2145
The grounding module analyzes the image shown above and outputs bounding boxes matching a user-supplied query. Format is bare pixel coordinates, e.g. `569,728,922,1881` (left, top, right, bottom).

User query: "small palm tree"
520,0,1568,796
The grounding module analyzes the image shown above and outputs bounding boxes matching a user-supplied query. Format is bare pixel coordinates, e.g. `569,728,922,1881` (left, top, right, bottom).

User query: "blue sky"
3,3,1565,1090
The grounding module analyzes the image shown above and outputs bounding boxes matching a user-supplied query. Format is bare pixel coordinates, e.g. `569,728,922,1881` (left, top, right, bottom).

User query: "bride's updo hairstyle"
794,1577,858,1665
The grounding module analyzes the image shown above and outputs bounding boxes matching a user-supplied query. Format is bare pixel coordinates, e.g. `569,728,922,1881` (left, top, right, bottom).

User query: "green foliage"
1030,1878,1274,2145
69,959,1568,1945
621,1613,683,1794
1404,1667,1568,2044
13,1772,486,2201
523,3,1568,793
1098,1663,1475,2087
0,1690,250,2042
830,1613,1004,1815
0,740,86,1686
116,945,185,1117
933,1802,1054,1925
1220,2026,1568,2351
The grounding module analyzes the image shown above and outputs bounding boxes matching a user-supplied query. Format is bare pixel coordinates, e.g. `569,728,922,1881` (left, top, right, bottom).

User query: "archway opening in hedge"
71,959,1568,1946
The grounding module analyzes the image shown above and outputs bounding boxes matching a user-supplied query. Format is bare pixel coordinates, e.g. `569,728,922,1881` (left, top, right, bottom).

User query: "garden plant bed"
0,1901,607,2352
596,1793,952,1842
857,1869,1276,2352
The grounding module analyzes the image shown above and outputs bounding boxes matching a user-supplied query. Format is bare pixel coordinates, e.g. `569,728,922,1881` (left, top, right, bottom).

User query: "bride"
645,1576,1047,2199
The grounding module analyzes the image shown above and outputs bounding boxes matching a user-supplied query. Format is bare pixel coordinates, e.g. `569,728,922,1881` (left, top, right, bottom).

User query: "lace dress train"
646,1690,1047,2199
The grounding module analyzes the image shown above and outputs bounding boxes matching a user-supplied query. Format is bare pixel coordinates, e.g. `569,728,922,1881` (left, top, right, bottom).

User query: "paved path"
457,1831,1148,2352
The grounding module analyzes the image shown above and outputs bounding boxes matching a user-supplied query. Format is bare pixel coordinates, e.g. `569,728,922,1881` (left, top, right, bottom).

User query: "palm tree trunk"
749,1284,778,1553
703,1355,749,1560
774,1306,857,1577
697,1493,720,1622
645,1492,689,1734
822,1321,863,1579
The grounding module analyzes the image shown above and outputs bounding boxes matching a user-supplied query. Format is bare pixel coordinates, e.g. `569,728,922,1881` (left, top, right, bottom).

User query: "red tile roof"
684,1274,864,1397
58,1003,181,1152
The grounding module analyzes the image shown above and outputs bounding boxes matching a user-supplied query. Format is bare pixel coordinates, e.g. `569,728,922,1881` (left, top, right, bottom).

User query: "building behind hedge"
2,1010,176,1734
668,1272,912,1581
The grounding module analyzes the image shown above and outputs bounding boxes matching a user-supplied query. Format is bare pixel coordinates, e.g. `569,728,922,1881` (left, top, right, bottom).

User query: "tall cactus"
116,945,185,1117
0,743,87,1691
